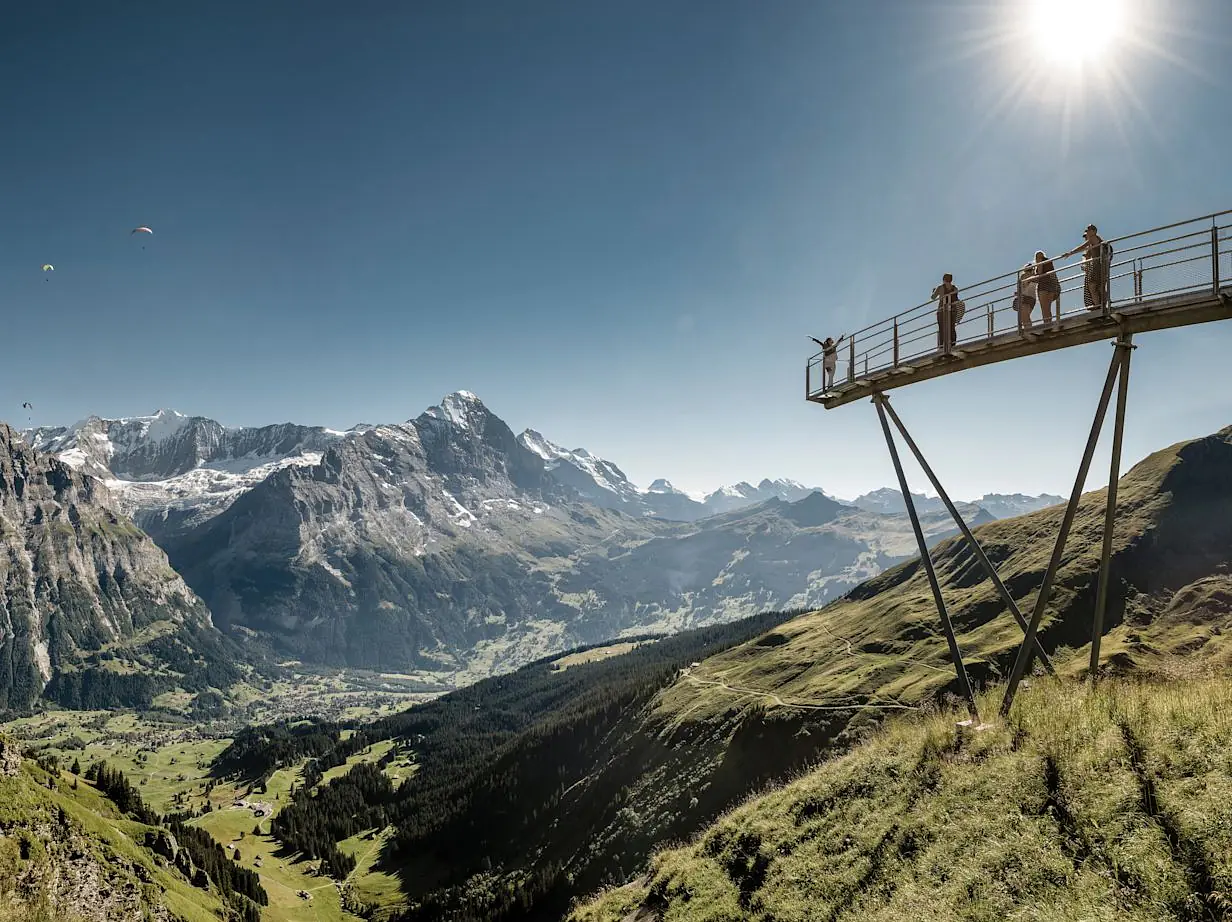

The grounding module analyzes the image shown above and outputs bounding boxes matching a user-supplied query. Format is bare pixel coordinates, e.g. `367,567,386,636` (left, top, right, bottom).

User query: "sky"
3,0,1232,500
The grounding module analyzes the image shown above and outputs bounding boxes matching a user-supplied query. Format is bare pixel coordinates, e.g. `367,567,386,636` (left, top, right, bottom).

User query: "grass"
551,641,645,672
570,673,1232,921
338,827,403,920
0,760,227,922
649,433,1226,729
191,805,357,922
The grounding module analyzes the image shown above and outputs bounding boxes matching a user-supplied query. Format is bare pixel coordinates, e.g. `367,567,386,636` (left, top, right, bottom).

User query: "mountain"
154,394,982,673
699,478,818,515
973,491,1066,518
195,423,1232,922
848,486,944,515
24,410,341,540
849,486,1065,519
0,425,231,711
20,392,1002,680
518,430,823,521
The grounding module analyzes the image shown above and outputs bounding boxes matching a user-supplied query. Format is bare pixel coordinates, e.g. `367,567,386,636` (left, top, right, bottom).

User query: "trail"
814,614,952,674
682,673,919,712
344,830,387,886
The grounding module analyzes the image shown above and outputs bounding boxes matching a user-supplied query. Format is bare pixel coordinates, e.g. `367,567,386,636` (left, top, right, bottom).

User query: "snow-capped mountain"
701,479,818,515
14,389,1073,683
23,411,344,538
847,487,1065,520
848,487,945,516
517,429,645,508
973,492,1066,519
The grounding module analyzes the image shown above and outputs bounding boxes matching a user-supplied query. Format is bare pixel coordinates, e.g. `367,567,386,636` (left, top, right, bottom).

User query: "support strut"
873,393,980,723
1090,334,1135,677
1000,341,1127,716
879,398,1055,675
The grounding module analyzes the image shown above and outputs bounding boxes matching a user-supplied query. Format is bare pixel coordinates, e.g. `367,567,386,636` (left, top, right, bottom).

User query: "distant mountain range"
12,391,1065,694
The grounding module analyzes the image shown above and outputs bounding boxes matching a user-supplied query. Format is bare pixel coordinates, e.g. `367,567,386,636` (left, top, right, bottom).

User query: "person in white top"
1015,263,1038,331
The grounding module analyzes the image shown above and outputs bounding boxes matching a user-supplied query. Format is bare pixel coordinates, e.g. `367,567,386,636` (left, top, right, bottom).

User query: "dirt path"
683,673,919,712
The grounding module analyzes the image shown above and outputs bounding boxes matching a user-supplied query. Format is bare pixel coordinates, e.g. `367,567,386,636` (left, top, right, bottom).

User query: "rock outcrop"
0,424,220,710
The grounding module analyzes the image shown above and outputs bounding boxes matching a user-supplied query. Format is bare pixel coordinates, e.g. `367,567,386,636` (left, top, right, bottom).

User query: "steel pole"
1000,344,1124,717
874,394,980,722
1089,335,1134,677
880,398,1055,675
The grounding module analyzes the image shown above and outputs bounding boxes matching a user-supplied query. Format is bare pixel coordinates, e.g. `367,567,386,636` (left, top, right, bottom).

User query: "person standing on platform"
1032,250,1061,324
1015,263,1038,330
931,273,960,351
810,334,846,390
1061,224,1112,312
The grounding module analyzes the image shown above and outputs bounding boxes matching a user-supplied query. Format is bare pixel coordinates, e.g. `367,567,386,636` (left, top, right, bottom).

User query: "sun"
1028,0,1127,67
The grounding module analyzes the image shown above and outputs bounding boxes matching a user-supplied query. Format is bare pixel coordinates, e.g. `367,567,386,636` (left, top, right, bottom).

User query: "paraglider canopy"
131,226,153,235
41,264,54,272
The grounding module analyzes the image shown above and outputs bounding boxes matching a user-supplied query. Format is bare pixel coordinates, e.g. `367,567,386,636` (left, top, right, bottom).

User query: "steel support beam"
1089,335,1135,677
879,398,1055,676
873,393,980,722
1000,343,1125,716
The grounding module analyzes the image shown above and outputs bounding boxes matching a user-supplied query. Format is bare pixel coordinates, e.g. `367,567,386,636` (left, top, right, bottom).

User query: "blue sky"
3,0,1232,499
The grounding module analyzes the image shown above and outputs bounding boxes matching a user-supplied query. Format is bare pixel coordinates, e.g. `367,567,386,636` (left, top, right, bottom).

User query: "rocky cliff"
0,425,222,710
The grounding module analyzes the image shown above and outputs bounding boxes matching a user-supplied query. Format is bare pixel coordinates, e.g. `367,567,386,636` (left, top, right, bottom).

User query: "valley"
3,411,1232,922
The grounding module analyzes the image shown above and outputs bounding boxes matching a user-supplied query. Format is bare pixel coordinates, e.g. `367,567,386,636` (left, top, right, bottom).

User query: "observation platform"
808,210,1232,409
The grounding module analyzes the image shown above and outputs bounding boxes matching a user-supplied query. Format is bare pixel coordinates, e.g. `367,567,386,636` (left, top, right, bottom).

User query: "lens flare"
1029,0,1126,67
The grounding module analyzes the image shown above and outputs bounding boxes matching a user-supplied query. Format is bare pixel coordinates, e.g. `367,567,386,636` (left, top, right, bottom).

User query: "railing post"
848,336,856,384
806,358,811,399
986,301,993,339
1213,222,1221,294
893,318,899,367
1134,258,1142,303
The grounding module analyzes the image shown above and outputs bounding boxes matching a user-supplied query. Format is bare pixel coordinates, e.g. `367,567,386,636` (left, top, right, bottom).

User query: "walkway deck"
807,210,1232,410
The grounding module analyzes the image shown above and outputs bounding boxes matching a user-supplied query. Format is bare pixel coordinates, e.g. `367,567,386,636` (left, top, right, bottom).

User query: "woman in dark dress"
1033,250,1061,324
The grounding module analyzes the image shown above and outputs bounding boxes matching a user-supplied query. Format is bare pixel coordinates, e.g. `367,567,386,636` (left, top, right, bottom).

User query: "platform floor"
810,287,1232,409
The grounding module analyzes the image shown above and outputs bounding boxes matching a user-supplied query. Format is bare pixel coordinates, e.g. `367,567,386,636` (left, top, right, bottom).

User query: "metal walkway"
804,207,1232,725
807,210,1232,409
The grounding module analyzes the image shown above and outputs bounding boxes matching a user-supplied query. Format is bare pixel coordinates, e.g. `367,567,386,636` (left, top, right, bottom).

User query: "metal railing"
807,209,1232,398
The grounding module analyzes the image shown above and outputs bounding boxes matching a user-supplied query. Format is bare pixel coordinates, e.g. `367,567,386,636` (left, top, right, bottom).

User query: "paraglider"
21,402,32,422
42,265,54,281
131,225,153,250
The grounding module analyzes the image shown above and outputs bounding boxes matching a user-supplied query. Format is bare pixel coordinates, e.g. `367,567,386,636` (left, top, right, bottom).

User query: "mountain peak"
420,391,491,430
647,478,685,495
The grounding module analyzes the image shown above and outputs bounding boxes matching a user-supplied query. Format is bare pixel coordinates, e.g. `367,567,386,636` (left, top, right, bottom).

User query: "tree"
71,758,81,775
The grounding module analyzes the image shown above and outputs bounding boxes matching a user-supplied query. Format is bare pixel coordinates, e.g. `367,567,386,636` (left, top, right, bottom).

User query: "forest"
83,760,267,921
212,610,807,919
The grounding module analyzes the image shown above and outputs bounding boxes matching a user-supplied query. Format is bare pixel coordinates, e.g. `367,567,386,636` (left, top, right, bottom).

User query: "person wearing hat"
1061,224,1111,312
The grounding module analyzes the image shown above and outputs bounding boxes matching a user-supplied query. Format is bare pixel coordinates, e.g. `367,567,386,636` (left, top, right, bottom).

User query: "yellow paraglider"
41,264,54,272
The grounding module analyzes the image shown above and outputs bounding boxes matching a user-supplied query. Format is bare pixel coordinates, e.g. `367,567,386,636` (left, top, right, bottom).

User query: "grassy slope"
570,429,1232,921
572,674,1232,921
650,430,1232,729
0,759,226,922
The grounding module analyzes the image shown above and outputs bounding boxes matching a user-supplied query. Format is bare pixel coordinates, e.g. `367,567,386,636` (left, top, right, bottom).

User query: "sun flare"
1029,0,1126,67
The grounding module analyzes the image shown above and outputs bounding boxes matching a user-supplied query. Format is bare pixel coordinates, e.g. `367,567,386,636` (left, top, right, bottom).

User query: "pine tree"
71,758,81,775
